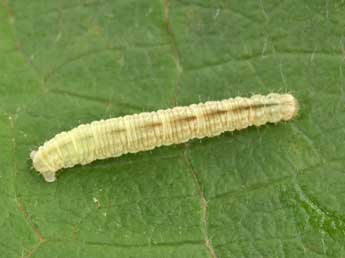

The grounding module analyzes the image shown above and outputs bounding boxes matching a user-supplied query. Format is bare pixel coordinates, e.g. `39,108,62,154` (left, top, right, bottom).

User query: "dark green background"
1,0,345,257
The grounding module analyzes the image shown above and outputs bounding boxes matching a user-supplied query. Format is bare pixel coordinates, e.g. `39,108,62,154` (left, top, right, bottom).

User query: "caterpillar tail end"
30,150,57,183
30,151,37,160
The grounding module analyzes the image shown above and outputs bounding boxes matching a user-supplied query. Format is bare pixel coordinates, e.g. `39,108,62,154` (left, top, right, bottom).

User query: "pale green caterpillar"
31,93,299,182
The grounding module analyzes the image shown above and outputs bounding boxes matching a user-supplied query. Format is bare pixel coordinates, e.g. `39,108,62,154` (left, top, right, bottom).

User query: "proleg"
30,93,299,182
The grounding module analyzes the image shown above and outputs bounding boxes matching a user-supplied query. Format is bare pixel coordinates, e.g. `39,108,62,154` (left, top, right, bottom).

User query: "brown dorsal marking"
142,122,163,129
110,128,127,134
204,102,279,118
172,115,197,123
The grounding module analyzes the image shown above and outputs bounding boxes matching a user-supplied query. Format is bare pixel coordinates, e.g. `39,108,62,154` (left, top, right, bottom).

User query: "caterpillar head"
265,93,299,122
278,93,299,121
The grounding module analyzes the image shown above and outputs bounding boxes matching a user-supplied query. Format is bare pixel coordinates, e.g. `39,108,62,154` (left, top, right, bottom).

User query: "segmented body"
31,93,299,182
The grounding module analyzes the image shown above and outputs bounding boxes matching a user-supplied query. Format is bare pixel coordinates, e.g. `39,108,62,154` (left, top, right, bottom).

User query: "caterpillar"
30,93,299,182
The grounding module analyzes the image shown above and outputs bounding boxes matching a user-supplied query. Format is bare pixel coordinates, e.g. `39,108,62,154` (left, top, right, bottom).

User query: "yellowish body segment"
31,93,299,182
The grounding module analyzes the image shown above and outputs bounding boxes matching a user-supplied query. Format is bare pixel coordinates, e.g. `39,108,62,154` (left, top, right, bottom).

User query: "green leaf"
1,0,345,257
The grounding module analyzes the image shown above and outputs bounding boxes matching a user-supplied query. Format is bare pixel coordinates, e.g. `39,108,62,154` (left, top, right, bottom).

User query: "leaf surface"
1,0,345,257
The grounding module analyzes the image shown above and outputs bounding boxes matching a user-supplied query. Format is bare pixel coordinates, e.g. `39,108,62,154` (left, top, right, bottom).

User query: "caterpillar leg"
42,171,56,182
